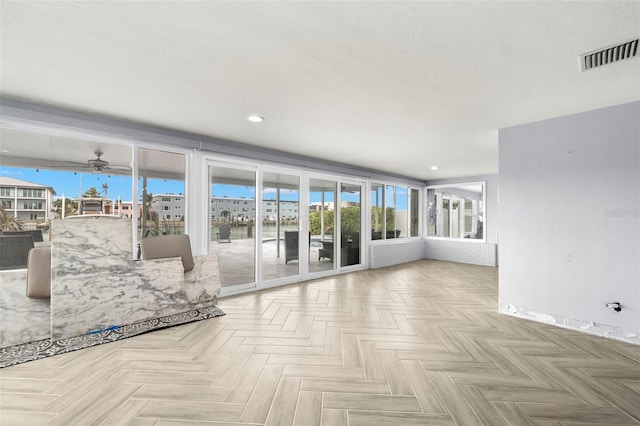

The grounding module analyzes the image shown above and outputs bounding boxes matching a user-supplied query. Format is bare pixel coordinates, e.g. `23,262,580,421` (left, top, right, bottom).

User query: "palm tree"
143,192,154,220
101,183,109,196
52,199,78,218
83,186,100,198
0,206,24,231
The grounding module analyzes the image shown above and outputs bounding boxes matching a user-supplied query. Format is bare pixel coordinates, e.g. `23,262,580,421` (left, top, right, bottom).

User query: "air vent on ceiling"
579,38,638,71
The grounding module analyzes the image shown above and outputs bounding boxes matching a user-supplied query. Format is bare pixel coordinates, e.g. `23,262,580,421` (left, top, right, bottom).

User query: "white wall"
425,174,499,266
499,101,639,345
370,239,425,269
424,239,497,267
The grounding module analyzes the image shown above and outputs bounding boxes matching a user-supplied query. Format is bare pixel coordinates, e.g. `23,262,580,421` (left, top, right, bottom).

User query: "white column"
13,185,18,218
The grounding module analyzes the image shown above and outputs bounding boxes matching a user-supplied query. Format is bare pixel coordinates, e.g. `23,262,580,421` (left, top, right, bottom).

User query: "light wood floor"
1,259,639,425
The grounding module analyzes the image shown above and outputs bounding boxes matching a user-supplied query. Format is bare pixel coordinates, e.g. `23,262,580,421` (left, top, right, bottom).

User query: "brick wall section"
425,239,498,267
369,240,425,269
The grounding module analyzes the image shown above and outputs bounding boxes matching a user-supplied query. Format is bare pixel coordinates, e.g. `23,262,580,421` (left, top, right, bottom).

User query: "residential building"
151,193,184,221
0,176,55,221
211,196,299,223
115,201,134,219
148,194,300,223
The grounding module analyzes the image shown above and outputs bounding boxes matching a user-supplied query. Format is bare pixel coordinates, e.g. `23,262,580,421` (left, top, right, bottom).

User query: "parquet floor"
1,259,639,425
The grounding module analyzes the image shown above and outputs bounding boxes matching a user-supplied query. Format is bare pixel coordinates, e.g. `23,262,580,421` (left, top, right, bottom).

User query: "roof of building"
0,176,57,195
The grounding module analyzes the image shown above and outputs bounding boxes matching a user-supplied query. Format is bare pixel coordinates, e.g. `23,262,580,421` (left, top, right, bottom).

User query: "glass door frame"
133,143,191,257
258,166,306,289
207,159,259,294
303,172,366,280
338,177,366,272
306,174,339,278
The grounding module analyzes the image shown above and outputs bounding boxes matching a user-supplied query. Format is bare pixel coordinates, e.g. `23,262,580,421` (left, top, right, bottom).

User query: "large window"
426,182,485,240
138,148,186,239
371,182,418,240
0,127,132,226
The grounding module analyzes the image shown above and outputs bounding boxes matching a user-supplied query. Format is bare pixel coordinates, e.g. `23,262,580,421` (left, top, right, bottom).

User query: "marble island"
1,217,222,362
51,218,221,340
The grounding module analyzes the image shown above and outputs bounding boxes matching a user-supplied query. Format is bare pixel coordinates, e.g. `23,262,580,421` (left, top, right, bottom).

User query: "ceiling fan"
83,150,131,173
87,150,112,173
41,149,131,174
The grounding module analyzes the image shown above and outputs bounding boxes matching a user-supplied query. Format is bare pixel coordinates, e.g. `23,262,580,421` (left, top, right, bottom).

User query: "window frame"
369,181,422,243
425,181,486,243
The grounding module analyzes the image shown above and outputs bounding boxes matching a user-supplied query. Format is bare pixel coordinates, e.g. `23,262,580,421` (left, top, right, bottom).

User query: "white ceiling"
1,1,639,181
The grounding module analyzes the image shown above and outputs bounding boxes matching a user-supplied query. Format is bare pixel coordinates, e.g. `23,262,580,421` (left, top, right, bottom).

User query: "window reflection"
138,148,186,239
427,183,484,240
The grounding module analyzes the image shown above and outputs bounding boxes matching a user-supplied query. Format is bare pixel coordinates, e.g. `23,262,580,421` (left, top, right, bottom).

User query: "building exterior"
148,196,361,223
150,194,185,222
116,201,134,219
211,197,299,223
309,202,334,212
0,176,55,221
150,194,300,223
64,197,127,217
72,197,108,215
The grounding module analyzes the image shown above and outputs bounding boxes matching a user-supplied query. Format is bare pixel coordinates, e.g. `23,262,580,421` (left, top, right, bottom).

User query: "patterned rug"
0,305,225,368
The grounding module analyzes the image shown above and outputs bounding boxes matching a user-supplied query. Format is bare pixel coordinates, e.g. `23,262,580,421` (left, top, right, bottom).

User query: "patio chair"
386,229,401,239
319,240,333,261
26,246,51,298
345,232,360,265
217,224,231,243
285,231,299,264
0,234,35,270
284,231,312,264
140,234,195,271
4,229,44,243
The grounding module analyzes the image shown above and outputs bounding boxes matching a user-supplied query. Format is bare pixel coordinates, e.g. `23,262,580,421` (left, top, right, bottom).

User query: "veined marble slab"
0,269,50,348
51,218,221,340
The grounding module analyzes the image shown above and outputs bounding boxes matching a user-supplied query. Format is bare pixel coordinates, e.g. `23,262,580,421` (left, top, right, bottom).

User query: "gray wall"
499,101,639,344
425,174,499,266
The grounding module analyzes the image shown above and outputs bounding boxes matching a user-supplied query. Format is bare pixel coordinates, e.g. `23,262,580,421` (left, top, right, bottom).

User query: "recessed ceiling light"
247,114,264,123
430,166,439,171
0,149,9,153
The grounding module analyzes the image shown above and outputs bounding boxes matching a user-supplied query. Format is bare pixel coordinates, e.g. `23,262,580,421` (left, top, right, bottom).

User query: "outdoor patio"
211,237,336,287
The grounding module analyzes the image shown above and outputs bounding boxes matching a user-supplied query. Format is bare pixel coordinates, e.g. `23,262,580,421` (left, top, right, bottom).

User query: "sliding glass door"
206,166,367,293
309,178,337,273
340,182,362,267
210,165,256,289
261,172,300,282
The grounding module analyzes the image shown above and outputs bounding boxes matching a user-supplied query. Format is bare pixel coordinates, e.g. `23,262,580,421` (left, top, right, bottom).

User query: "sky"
1,166,182,200
2,166,406,209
